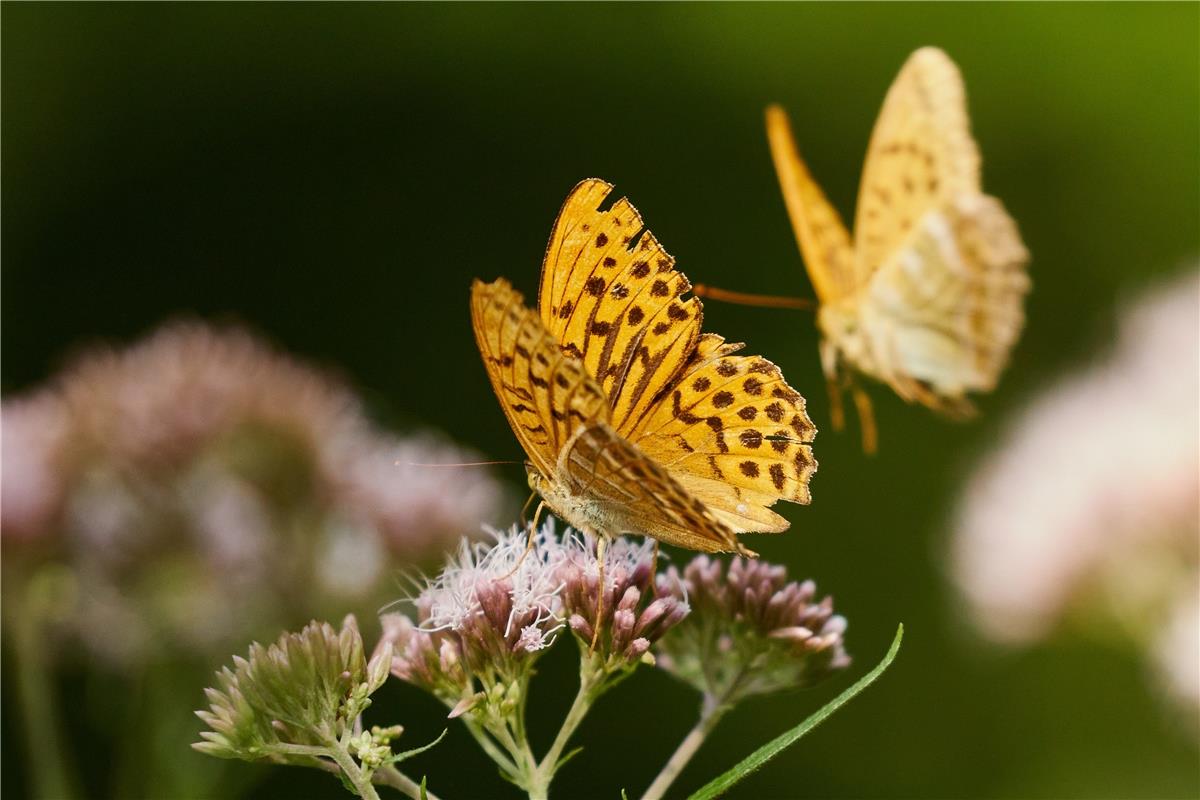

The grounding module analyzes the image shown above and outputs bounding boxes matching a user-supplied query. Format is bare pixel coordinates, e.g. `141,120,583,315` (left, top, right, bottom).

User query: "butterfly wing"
476,277,744,553
765,105,858,304
561,421,749,554
857,194,1030,409
852,47,981,284
535,180,817,540
850,47,1030,409
538,179,703,432
471,278,611,478
625,333,817,533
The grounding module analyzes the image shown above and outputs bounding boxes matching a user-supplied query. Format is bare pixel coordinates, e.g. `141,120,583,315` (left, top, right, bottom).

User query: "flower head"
194,615,392,761
377,522,567,707
655,555,850,703
554,531,689,669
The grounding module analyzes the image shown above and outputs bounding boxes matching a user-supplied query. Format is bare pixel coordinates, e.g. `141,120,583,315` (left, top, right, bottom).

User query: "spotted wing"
625,333,817,533
471,278,610,478
561,421,749,555
765,104,858,304
537,179,702,432
852,47,981,284
858,194,1030,411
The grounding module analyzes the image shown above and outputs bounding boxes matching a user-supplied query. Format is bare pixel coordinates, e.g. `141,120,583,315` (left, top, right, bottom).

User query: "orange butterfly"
472,179,816,557
698,48,1030,453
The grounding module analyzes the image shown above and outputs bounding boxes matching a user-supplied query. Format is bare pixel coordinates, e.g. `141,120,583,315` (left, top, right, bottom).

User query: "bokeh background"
3,3,1197,799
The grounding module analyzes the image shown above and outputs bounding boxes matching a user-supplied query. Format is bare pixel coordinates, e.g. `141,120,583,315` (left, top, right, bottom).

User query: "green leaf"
687,623,903,800
420,775,428,800
554,746,584,772
388,729,448,765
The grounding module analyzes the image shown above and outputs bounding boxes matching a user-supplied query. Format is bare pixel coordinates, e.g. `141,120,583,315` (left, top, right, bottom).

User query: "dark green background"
4,3,1198,798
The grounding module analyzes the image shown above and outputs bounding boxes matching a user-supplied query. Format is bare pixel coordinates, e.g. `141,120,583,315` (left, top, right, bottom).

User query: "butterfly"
471,179,817,557
698,47,1030,453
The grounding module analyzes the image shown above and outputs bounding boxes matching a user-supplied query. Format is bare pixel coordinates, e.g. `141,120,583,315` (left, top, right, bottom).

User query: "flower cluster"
555,532,689,669
951,270,1199,715
377,524,567,711
195,616,443,800
379,523,695,707
194,515,862,800
195,616,392,761
655,556,851,704
0,320,506,665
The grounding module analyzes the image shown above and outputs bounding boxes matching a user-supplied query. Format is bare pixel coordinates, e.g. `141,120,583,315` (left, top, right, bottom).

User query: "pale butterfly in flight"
695,47,1030,453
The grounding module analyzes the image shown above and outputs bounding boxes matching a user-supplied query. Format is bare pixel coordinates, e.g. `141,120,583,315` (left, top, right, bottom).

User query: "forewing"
537,179,702,432
858,194,1030,410
766,104,858,303
471,278,610,477
853,47,980,284
625,336,817,533
561,422,749,554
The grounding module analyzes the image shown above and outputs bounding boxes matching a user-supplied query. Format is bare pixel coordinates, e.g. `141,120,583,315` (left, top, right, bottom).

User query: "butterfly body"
768,47,1030,426
473,180,816,555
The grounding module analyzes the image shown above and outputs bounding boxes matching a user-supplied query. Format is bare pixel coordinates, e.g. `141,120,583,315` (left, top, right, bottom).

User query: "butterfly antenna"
397,459,525,468
692,283,816,311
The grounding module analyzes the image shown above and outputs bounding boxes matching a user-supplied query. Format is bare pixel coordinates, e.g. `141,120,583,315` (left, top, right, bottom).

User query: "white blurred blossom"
952,270,1199,714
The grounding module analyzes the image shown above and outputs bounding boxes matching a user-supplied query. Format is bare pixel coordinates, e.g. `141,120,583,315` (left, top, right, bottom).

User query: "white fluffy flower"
417,521,567,646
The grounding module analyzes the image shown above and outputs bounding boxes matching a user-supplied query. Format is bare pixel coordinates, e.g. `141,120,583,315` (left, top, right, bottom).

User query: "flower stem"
526,658,604,800
463,718,520,776
10,573,78,800
640,696,730,800
375,765,441,800
290,746,439,800
326,743,384,800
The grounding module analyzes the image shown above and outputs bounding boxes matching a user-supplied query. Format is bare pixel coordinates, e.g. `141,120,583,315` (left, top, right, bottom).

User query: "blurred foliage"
3,3,1197,799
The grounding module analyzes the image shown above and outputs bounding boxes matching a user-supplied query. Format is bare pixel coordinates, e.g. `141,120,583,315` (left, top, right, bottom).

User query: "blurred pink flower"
1,320,507,664
1156,584,1199,715
1,392,70,541
952,270,1199,712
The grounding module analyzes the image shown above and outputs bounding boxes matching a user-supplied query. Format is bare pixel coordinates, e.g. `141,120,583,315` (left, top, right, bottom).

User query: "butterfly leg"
649,539,660,597
820,338,845,432
590,534,608,652
518,489,537,526
501,500,545,580
851,384,878,455
826,374,846,432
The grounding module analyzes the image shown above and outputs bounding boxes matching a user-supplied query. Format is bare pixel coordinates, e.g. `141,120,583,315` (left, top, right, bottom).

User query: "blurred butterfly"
696,47,1030,453
472,179,816,558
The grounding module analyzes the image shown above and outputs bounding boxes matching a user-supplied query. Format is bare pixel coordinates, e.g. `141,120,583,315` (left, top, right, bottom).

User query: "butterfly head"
525,465,548,495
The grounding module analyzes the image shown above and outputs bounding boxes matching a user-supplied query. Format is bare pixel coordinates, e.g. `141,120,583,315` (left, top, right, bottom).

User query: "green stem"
10,574,78,800
538,666,597,776
525,657,605,800
285,745,438,800
640,696,730,800
274,742,339,761
462,718,519,776
375,765,441,800
326,743,383,800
